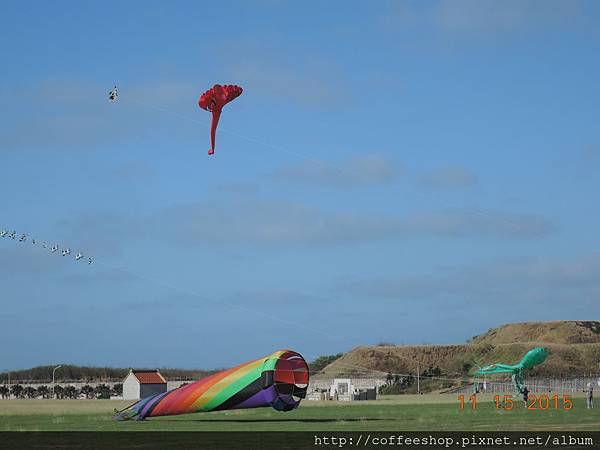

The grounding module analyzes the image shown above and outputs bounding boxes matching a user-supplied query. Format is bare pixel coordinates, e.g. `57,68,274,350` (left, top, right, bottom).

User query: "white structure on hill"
123,369,167,400
307,378,379,401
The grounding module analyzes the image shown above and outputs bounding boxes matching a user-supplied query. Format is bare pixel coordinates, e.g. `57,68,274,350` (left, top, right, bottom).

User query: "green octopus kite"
475,347,549,394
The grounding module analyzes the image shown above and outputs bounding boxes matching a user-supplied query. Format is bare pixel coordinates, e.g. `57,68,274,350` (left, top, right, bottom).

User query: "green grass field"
0,394,598,431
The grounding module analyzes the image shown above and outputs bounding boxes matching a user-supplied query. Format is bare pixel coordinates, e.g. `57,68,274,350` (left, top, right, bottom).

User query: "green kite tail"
475,347,549,394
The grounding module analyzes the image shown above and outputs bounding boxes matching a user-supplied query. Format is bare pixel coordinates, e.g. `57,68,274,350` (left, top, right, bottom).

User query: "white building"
307,378,380,401
329,378,354,401
122,369,167,400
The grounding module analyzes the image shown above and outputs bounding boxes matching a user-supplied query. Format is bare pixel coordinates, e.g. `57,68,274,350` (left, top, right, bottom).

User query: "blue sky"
1,0,600,371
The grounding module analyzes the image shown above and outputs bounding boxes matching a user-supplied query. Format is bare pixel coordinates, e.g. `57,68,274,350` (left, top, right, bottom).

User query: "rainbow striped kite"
114,350,309,421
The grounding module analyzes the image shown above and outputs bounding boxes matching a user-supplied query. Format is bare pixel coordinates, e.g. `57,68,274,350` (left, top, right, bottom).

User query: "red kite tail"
209,107,222,155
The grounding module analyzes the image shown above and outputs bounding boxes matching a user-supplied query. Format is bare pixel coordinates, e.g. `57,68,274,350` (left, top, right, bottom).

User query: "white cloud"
389,0,584,36
432,0,581,34
418,165,478,189
336,253,600,305
270,153,402,187
138,200,552,246
55,199,553,254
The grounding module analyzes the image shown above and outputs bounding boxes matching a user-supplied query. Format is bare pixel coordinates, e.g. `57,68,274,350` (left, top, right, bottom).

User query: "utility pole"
51,365,62,399
417,361,420,394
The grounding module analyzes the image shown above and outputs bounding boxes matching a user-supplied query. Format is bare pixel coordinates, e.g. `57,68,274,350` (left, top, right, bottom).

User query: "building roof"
130,370,166,384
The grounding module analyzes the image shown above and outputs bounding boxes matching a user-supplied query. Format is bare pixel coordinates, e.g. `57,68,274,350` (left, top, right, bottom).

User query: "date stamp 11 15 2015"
458,394,574,411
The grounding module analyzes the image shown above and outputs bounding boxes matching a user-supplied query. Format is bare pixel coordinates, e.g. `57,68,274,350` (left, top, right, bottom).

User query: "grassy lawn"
0,394,597,431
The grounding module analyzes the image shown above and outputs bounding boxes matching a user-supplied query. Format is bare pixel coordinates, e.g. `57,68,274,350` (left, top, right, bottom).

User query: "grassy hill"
320,321,600,386
471,321,600,345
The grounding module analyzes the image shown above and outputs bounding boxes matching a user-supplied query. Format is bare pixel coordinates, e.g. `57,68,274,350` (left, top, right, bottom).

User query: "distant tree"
422,366,442,377
53,385,65,399
10,384,24,399
0,385,9,399
111,383,123,396
96,384,110,399
64,385,78,399
81,385,95,399
2,364,215,384
386,372,394,386
379,382,410,395
379,372,412,394
309,353,344,374
37,385,49,399
24,386,37,398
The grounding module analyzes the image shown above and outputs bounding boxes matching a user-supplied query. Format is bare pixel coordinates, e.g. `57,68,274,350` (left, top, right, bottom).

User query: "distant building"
307,378,378,401
123,369,167,400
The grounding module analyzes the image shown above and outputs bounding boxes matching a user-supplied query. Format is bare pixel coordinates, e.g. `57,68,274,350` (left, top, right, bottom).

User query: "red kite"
198,84,243,155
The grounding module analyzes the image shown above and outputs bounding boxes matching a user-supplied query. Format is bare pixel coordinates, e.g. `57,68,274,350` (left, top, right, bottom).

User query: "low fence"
453,376,600,395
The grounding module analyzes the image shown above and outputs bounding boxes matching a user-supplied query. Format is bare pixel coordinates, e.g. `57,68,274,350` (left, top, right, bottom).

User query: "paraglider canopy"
198,84,243,155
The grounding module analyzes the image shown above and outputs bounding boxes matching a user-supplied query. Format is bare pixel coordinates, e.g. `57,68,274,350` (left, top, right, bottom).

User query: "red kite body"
198,84,243,155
